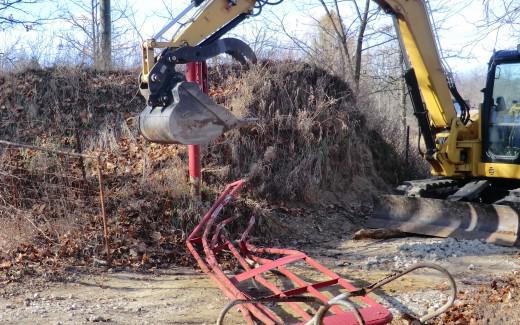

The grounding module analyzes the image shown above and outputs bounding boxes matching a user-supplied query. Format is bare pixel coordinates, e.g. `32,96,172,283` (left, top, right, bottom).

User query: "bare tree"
483,0,520,31
58,0,101,66
317,1,354,80
317,0,384,88
353,0,371,87
58,0,134,68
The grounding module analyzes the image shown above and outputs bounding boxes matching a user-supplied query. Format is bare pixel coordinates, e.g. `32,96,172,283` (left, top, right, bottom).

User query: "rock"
93,258,108,267
88,315,110,322
353,228,407,240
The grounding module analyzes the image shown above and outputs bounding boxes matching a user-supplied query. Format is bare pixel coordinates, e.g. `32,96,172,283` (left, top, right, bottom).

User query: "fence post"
96,155,111,263
186,61,208,200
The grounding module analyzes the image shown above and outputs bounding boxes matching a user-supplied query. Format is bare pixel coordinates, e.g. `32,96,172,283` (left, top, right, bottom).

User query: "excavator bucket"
138,38,257,145
139,82,254,144
370,195,520,246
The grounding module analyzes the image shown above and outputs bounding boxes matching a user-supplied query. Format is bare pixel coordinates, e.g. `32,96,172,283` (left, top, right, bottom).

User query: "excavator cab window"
485,61,520,161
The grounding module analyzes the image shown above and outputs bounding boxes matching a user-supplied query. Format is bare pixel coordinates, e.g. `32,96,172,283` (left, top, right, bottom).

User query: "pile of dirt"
0,62,406,282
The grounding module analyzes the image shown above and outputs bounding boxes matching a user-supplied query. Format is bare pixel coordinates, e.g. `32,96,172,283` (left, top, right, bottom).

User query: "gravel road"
0,235,518,324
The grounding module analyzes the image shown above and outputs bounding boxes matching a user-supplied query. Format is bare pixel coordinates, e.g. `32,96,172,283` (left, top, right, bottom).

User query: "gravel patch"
363,238,518,270
384,290,450,318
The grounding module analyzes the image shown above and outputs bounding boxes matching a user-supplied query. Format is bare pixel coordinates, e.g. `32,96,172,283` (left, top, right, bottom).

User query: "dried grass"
207,61,399,203
0,67,195,273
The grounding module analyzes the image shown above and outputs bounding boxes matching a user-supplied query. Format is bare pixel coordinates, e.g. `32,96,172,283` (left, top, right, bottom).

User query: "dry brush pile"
0,62,412,282
439,272,520,324
207,62,394,203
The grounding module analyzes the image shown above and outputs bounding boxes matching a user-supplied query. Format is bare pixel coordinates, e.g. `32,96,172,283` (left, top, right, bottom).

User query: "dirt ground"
1,229,518,325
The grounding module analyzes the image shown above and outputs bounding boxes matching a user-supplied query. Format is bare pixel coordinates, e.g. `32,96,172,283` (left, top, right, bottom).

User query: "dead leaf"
0,260,12,269
151,232,162,242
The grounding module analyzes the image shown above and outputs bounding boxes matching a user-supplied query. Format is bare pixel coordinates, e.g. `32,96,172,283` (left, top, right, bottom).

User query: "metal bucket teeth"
139,81,254,144
370,195,520,246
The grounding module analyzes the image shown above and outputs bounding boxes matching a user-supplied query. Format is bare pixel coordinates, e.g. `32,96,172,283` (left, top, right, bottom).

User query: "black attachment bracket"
144,38,257,108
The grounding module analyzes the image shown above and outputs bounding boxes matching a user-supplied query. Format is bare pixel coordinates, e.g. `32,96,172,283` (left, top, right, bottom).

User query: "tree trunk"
319,0,354,80
354,0,370,89
91,0,98,66
99,0,111,70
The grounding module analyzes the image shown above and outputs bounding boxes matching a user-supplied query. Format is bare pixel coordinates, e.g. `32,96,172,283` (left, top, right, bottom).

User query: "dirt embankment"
0,62,410,280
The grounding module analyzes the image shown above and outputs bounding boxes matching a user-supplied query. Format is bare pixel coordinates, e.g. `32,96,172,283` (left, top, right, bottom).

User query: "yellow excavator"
138,0,520,246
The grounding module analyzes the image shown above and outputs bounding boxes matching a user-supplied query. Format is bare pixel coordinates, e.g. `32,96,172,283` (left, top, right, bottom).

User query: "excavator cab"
483,51,520,162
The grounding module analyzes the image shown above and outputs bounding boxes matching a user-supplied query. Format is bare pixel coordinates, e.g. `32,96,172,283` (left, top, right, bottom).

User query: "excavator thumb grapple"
139,38,257,144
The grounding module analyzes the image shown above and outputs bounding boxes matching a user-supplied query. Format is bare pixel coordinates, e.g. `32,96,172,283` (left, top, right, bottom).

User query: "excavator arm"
374,0,476,177
138,0,260,144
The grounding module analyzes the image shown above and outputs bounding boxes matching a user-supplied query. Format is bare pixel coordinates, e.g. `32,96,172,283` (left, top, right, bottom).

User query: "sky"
148,0,515,72
1,0,518,73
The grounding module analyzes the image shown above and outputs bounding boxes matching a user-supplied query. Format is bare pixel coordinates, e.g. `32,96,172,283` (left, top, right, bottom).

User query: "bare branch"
0,0,48,30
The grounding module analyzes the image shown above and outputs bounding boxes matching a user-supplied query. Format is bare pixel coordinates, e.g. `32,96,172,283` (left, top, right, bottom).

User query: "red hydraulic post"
185,61,208,199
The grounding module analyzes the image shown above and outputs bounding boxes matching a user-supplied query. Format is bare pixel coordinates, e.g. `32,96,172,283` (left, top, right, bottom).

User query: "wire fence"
0,139,109,259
